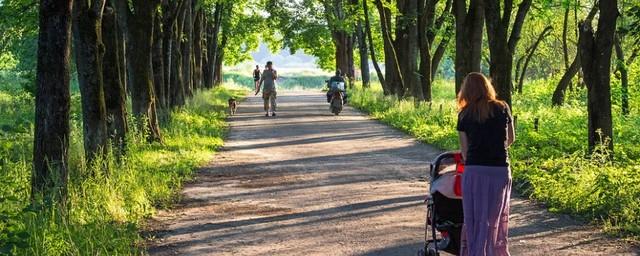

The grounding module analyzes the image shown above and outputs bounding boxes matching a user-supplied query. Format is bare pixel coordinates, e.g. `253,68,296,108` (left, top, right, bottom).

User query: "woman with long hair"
457,72,515,256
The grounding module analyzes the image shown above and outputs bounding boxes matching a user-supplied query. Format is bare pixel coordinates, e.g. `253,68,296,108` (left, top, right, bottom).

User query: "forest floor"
146,91,639,255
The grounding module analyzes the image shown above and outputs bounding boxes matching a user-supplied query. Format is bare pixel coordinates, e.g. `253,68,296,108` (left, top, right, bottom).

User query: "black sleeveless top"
456,103,512,167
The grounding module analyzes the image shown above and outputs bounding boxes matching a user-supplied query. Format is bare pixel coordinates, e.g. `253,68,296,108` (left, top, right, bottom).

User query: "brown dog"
228,98,238,115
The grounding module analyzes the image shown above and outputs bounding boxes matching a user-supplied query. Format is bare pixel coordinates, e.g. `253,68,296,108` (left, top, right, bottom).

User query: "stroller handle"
429,151,463,180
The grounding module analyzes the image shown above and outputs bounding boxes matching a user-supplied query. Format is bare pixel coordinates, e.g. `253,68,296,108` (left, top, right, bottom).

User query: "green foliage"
351,79,640,236
261,0,339,70
0,0,38,75
222,0,265,66
0,86,246,255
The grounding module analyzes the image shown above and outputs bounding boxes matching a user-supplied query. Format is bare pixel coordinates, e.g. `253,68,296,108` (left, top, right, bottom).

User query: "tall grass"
350,79,640,237
0,85,246,255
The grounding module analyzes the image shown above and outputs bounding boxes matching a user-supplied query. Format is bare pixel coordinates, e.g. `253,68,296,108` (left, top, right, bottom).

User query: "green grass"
350,78,640,237
0,85,246,255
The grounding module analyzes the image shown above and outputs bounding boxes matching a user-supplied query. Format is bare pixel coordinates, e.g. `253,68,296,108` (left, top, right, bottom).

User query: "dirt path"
148,91,638,256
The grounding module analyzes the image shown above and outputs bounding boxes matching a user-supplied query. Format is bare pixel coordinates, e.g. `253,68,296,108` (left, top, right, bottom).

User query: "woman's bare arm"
459,131,469,161
506,118,515,147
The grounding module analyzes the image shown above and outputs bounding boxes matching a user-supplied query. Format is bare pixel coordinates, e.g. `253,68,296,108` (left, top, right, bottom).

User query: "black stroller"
419,151,465,256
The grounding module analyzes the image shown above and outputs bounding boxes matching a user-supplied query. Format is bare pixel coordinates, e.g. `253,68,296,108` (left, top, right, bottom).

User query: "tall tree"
152,13,166,109
193,7,205,91
430,6,454,81
161,0,185,107
484,0,532,106
453,0,484,93
552,3,598,106
375,0,404,95
418,0,453,101
204,2,223,89
613,34,629,116
363,0,387,93
213,30,228,87
355,11,370,88
579,0,617,153
116,0,163,142
72,0,109,162
395,0,421,99
33,0,73,198
322,0,356,86
182,0,194,97
562,3,571,70
170,0,188,107
516,25,553,93
102,0,128,156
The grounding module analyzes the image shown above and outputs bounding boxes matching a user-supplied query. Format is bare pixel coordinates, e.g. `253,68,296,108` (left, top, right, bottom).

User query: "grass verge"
0,86,246,255
350,79,640,238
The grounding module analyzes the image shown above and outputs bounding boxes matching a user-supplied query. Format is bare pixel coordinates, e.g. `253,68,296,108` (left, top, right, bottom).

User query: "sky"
229,43,327,74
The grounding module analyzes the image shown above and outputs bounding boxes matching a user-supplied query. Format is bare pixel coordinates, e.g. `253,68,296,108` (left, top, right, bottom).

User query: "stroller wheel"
426,248,439,256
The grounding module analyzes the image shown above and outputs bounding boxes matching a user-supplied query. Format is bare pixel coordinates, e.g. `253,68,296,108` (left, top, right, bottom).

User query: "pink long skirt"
459,165,512,256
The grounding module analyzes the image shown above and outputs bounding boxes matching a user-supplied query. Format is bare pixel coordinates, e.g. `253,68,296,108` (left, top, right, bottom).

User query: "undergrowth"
0,85,246,255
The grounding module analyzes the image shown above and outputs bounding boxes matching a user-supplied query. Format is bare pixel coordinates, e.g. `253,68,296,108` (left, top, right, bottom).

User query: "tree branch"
507,0,532,52
502,0,513,29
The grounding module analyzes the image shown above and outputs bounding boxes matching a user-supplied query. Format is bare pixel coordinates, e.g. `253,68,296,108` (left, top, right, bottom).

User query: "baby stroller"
419,151,465,256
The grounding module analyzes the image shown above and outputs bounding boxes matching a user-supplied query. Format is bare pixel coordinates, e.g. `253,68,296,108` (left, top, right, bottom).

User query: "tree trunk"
431,22,453,81
33,0,73,198
333,30,355,87
551,3,599,106
182,0,194,98
396,0,421,99
72,0,109,162
453,0,484,93
552,53,581,105
363,0,387,93
170,5,186,107
102,1,128,156
484,0,532,106
152,13,165,109
579,0,617,154
118,0,162,142
161,0,183,109
418,0,451,101
562,6,570,70
418,0,433,101
213,31,228,87
202,20,213,89
356,19,370,88
517,26,552,93
115,5,128,99
429,0,452,81
375,0,404,95
614,34,629,116
170,28,185,107
193,8,204,91
205,2,223,89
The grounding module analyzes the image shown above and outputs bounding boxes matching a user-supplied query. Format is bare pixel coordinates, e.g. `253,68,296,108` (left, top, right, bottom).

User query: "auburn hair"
457,72,507,123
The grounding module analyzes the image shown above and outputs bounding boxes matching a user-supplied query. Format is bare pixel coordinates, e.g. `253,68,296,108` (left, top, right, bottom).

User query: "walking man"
256,61,278,117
